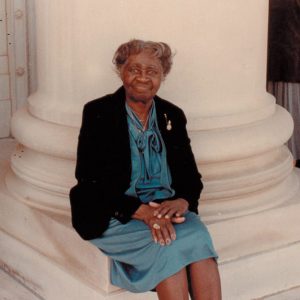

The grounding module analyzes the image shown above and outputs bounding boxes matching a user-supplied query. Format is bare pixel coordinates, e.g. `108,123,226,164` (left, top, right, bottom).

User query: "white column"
7,0,297,220
181,1,297,221
1,1,300,299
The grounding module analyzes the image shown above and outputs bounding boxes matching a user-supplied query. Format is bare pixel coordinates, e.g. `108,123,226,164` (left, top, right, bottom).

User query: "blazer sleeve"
70,102,141,240
70,103,111,239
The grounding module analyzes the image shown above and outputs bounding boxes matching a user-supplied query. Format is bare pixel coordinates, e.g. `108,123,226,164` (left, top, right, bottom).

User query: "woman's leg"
189,258,221,300
156,268,189,300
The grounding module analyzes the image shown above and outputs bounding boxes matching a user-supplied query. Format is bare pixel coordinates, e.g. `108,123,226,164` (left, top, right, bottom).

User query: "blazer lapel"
155,97,169,141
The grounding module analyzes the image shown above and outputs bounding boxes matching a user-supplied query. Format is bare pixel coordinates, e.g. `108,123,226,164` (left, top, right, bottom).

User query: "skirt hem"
111,251,218,293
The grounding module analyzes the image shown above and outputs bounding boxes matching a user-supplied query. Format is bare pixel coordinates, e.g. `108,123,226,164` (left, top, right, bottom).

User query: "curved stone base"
5,169,70,215
1,169,300,300
190,105,293,162
7,104,297,220
8,107,77,214
2,138,300,300
5,143,75,214
201,170,299,222
200,146,298,221
189,104,296,221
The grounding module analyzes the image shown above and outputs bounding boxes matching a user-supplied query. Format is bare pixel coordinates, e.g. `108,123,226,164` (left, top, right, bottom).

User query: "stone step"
220,241,300,299
2,228,300,300
1,138,300,299
262,286,300,300
2,265,300,300
2,189,300,300
0,230,157,300
0,268,42,300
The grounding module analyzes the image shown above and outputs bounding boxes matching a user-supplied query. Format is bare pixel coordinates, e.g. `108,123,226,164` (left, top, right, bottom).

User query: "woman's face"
120,51,163,104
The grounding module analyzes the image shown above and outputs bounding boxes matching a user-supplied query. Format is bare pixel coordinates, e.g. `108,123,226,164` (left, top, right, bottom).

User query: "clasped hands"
133,198,188,246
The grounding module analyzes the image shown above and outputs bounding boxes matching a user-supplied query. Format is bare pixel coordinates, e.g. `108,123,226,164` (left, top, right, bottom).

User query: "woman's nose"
137,71,150,82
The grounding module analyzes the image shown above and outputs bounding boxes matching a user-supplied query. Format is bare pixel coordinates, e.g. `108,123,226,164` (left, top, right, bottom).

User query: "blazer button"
114,211,119,216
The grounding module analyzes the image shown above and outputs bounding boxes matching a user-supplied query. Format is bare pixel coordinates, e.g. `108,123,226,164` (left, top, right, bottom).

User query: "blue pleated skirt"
89,211,217,293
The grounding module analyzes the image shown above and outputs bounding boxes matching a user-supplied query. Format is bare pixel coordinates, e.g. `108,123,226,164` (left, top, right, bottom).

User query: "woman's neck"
126,98,153,121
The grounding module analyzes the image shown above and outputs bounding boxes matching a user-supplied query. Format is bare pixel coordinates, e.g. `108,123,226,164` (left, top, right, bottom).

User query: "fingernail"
165,215,169,219
154,238,157,243
166,238,171,245
157,214,162,218
171,234,176,240
160,240,165,246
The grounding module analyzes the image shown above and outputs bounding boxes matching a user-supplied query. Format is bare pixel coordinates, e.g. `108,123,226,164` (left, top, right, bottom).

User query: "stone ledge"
0,230,157,300
1,138,300,299
220,242,300,300
0,268,41,300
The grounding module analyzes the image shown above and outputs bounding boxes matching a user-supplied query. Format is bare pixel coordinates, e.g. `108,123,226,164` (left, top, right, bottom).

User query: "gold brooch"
164,113,172,131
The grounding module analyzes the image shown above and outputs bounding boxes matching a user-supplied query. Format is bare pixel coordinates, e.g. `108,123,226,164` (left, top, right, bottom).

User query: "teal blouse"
125,101,175,203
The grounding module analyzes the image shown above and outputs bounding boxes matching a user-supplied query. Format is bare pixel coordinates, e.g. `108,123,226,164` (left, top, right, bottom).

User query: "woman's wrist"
178,198,189,209
132,204,153,223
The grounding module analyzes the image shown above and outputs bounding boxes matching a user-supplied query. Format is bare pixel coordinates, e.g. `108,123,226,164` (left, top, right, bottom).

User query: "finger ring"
153,223,160,230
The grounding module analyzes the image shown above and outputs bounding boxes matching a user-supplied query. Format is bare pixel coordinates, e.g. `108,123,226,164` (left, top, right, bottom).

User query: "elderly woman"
70,39,221,299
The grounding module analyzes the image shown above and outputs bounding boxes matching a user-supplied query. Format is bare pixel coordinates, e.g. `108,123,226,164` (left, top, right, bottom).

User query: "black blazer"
70,87,202,240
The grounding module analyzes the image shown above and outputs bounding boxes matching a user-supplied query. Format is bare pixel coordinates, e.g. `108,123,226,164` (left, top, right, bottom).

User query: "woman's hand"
147,217,176,246
149,198,189,219
132,204,184,245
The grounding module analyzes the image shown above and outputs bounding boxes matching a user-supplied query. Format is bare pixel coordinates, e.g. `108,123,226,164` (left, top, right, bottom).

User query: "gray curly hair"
113,39,174,77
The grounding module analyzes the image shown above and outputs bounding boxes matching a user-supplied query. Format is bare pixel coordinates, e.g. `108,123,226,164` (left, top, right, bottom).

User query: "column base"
213,169,300,299
194,105,296,222
1,163,300,300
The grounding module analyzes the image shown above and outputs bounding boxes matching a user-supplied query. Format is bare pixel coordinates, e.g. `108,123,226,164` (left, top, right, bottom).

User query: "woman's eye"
129,68,139,74
147,70,158,76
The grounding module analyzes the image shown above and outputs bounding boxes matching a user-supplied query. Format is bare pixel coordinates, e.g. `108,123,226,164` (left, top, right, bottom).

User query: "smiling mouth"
134,84,151,91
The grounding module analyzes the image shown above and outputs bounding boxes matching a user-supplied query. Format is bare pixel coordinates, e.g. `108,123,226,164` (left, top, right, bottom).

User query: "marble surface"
0,266,41,300
1,137,300,300
0,138,16,175
0,138,39,300
262,286,300,300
